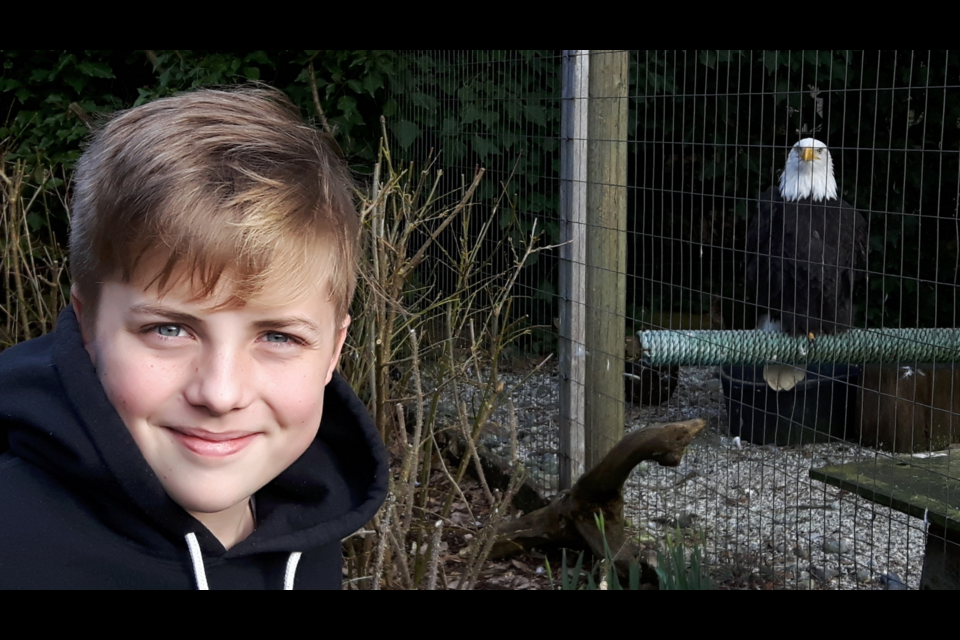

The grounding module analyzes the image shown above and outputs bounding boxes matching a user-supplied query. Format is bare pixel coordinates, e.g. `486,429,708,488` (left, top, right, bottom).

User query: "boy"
0,87,388,589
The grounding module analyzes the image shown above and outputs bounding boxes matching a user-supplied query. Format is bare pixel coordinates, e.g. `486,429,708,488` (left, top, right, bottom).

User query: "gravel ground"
453,363,928,590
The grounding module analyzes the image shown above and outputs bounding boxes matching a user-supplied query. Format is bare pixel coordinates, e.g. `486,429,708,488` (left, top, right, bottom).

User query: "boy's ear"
70,286,94,348
325,315,351,385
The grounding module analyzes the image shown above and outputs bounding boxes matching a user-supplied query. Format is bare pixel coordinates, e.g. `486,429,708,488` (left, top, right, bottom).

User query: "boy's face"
74,268,349,521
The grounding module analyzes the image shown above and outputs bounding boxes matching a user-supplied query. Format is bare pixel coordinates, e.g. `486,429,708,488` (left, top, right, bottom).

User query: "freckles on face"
81,276,349,518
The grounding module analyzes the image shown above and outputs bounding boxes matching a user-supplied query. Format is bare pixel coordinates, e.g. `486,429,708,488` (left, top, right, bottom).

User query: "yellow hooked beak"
801,147,816,162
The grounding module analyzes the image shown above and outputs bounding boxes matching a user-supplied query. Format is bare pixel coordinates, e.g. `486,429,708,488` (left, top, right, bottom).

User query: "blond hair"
70,86,358,325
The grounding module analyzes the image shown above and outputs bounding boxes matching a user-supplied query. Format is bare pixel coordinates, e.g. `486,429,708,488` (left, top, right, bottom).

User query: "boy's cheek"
94,339,180,425
97,355,158,419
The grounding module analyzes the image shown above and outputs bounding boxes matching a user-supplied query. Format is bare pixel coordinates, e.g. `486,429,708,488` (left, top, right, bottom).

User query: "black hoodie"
0,307,387,590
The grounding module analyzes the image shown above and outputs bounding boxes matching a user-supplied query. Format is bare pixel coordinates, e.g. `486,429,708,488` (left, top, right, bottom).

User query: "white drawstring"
284,552,303,591
185,533,209,590
185,532,302,590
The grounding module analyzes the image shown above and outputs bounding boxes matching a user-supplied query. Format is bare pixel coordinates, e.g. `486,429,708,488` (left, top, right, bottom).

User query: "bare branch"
307,61,332,135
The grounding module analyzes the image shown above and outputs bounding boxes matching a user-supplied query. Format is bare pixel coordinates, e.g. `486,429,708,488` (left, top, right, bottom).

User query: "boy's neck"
190,498,256,550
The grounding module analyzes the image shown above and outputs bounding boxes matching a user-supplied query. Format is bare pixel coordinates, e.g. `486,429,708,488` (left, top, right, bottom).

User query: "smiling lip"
167,428,260,458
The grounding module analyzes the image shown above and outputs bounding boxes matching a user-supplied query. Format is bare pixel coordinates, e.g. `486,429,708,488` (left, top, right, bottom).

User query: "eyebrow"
129,303,202,326
128,303,323,335
252,317,323,335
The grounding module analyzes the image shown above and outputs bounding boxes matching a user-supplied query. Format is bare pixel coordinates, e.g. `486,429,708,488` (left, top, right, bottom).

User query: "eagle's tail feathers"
763,365,807,392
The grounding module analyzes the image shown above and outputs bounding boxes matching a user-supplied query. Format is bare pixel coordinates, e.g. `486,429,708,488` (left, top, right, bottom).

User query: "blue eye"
264,333,293,344
156,325,185,338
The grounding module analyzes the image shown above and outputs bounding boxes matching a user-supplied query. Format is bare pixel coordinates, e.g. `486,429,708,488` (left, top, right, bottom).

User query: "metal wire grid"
629,50,959,589
388,51,565,489
387,50,960,589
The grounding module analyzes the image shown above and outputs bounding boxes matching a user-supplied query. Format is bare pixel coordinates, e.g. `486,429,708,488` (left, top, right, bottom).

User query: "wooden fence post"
559,51,589,489
585,50,629,472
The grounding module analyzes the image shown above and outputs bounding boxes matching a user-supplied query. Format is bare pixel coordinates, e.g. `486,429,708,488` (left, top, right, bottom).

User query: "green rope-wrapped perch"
639,329,960,367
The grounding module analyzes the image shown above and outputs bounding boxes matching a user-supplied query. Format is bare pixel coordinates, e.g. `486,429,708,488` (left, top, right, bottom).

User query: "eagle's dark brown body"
746,186,867,336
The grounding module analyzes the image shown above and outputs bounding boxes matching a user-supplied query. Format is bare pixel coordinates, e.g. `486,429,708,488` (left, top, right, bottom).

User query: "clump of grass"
0,152,69,350
545,514,712,590
545,514,642,591
656,527,712,590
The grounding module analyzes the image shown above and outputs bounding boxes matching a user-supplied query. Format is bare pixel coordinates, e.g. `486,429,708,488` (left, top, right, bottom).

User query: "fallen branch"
487,419,707,582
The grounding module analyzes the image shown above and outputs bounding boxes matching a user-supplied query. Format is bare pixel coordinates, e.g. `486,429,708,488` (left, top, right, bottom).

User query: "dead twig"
143,50,160,70
307,61,332,135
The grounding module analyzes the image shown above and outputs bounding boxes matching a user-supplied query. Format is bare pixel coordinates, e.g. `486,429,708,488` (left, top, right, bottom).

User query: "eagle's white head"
779,138,838,202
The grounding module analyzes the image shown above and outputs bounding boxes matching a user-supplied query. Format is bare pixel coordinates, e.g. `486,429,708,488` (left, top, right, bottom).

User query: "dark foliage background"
1,50,397,169
630,50,960,331
4,50,958,340
388,50,960,332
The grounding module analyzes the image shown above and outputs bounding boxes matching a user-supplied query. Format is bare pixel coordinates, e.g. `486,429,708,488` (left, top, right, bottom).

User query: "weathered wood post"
560,50,629,487
584,50,629,472
559,51,589,489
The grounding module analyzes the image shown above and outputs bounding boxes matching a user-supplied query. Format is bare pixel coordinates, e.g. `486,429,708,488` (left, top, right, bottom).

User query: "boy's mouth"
166,427,261,458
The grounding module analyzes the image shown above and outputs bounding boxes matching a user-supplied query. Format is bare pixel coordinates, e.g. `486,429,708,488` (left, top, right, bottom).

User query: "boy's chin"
165,483,256,520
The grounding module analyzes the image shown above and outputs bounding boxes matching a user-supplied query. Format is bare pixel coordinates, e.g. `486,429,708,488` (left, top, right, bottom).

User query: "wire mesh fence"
387,50,960,589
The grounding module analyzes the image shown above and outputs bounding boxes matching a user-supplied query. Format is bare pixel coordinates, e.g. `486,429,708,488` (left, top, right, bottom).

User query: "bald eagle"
746,138,867,391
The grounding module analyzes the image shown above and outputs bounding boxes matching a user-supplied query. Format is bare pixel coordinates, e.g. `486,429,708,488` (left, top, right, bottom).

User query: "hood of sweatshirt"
0,306,388,566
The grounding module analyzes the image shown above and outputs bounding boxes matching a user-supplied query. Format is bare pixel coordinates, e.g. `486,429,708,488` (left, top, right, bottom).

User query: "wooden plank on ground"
810,450,960,532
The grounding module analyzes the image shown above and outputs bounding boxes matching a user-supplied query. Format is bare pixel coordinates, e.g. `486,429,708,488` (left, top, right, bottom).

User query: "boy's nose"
185,346,254,415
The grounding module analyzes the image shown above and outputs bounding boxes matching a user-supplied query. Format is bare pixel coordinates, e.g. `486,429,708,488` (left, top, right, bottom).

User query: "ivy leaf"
392,120,421,149
30,68,52,83
439,76,459,96
63,74,88,95
245,50,271,65
362,72,383,96
472,135,499,160
763,51,780,74
527,192,547,212
445,137,467,163
479,109,499,129
27,212,44,232
410,91,438,111
77,61,115,79
462,104,482,125
337,95,361,124
381,98,397,118
523,104,546,127
441,116,459,135
244,67,261,81
500,133,521,151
